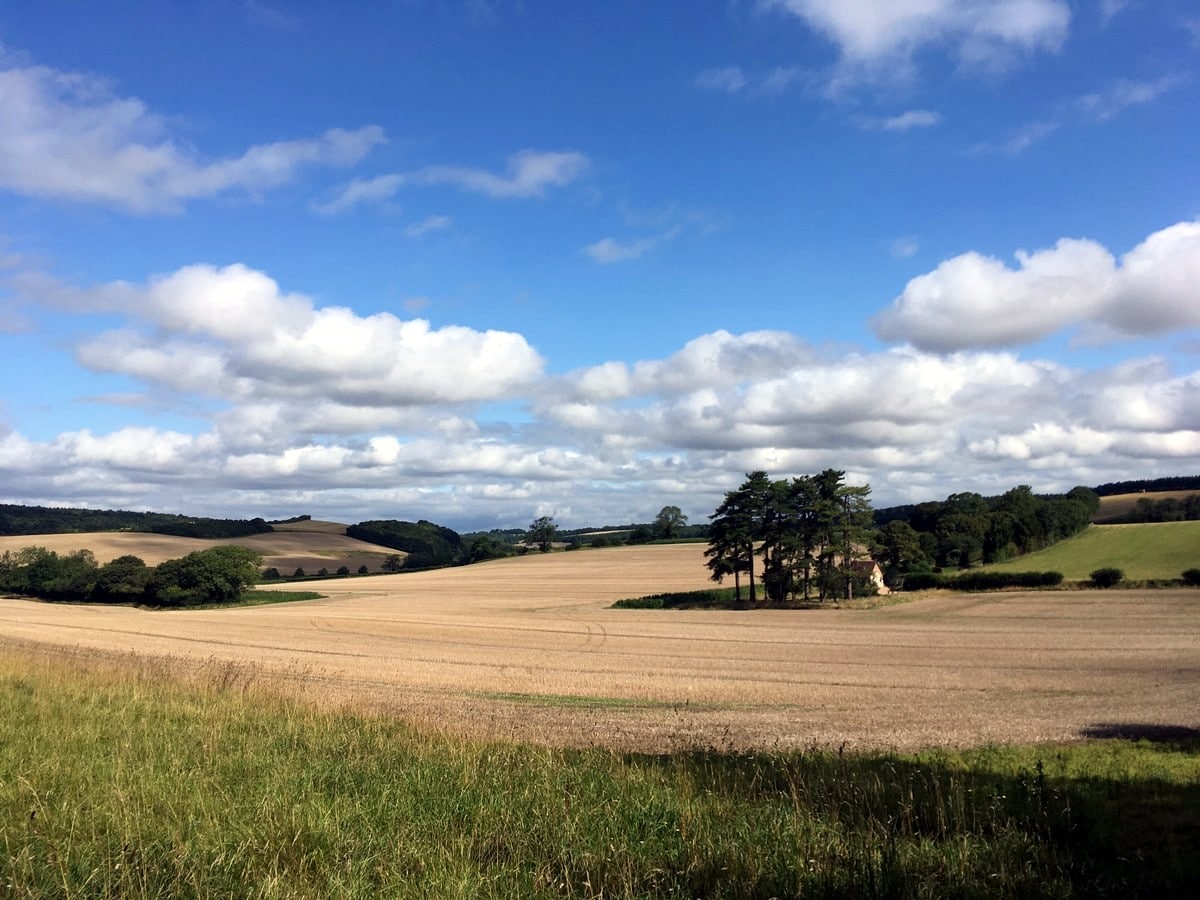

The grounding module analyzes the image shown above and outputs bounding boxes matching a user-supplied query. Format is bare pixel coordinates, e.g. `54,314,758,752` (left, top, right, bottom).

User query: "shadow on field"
1081,722,1200,747
619,743,1200,898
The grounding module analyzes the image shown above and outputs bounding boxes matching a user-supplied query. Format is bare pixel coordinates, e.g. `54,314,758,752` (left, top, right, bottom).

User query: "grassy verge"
3,650,1198,897
226,589,323,607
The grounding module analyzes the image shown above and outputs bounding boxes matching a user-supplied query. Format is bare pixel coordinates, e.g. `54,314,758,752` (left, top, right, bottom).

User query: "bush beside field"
2,650,1198,898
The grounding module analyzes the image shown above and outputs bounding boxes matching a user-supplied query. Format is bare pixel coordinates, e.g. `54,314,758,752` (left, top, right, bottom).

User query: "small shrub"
336,566,350,576
317,567,329,577
357,564,369,574
261,567,281,580
293,567,305,578
1182,568,1200,587
1090,567,1123,588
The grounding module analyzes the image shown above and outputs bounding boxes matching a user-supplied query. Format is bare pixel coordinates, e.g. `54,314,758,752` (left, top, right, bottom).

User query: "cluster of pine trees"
705,470,875,603
706,475,1102,600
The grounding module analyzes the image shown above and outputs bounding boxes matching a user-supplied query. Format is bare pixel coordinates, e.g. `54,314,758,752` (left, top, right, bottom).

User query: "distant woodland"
345,520,464,570
1092,476,1200,495
1,475,1195,587
0,504,272,539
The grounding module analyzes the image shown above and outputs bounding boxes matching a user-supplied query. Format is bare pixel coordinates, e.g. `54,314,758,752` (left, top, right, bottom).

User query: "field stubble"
2,543,1197,752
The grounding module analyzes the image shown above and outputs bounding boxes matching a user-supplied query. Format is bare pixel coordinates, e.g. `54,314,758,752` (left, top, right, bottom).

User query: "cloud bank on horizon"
0,2,1197,529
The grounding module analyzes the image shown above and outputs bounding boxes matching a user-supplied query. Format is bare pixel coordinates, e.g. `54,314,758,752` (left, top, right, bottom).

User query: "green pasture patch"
984,521,1200,581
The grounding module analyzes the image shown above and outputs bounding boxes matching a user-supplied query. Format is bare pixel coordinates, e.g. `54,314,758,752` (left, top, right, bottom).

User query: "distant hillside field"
984,522,1200,580
0,522,401,574
1094,490,1200,522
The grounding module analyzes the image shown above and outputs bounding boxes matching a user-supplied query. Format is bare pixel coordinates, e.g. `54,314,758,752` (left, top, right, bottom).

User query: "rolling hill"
984,521,1200,580
0,521,402,575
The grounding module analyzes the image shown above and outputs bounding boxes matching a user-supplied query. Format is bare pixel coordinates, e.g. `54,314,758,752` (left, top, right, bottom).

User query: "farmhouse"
849,559,889,595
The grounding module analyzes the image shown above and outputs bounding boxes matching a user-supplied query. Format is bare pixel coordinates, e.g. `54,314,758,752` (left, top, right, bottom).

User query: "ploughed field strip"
2,543,1197,751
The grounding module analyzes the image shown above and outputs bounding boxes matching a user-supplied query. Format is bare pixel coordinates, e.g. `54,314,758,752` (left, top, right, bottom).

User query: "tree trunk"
746,541,757,603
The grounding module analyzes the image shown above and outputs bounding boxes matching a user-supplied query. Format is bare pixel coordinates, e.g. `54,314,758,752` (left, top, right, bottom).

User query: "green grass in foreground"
2,652,1199,898
984,521,1200,581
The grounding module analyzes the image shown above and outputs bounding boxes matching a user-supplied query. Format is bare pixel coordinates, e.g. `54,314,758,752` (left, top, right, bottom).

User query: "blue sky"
1,0,1198,530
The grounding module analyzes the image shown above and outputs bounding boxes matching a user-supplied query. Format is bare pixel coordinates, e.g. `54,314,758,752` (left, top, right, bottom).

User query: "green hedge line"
612,588,740,609
902,571,1064,591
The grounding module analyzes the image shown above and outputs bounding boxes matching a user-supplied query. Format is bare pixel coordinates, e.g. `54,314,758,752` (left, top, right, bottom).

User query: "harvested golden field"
2,543,1198,752
0,522,398,573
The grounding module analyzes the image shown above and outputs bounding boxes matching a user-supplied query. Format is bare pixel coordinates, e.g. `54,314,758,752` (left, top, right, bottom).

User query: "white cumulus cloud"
60,263,545,410
872,221,1200,351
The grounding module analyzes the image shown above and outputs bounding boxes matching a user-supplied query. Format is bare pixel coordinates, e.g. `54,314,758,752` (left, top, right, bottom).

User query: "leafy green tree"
381,554,405,572
336,565,350,576
706,472,771,603
1066,485,1101,516
652,505,688,540
876,520,929,589
811,469,874,600
993,485,1040,556
466,535,515,562
357,564,369,574
626,524,655,545
92,555,151,602
526,516,558,553
705,510,752,601
0,547,98,599
147,546,261,607
759,476,817,603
